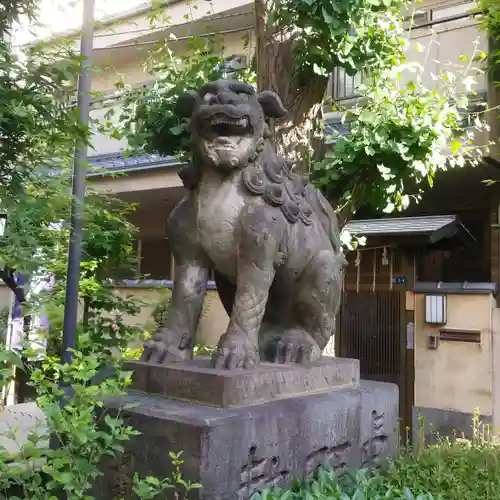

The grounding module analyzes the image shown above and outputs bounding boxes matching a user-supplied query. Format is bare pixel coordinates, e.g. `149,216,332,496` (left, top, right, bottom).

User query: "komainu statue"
141,79,346,369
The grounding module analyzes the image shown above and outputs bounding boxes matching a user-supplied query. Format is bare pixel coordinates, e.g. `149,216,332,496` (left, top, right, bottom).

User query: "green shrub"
252,468,437,500
255,413,500,500
123,342,216,361
0,336,201,499
377,440,500,499
193,344,216,358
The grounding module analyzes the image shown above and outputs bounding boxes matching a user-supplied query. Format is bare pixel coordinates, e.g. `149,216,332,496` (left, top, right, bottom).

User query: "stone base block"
125,357,360,408
95,381,398,500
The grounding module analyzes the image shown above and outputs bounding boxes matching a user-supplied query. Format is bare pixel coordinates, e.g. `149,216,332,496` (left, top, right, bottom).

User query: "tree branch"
0,266,26,304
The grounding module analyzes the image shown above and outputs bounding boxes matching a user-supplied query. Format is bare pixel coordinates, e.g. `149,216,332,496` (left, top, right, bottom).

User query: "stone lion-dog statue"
141,79,346,369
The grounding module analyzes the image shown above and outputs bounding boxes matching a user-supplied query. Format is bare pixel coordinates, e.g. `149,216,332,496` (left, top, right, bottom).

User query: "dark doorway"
337,291,406,426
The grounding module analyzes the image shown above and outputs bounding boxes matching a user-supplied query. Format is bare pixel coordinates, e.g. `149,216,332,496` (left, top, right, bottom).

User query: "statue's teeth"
210,117,248,127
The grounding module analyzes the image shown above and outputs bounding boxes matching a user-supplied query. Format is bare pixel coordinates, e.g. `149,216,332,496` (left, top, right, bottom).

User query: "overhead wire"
92,10,479,51
92,10,252,39
94,25,254,50
13,10,253,46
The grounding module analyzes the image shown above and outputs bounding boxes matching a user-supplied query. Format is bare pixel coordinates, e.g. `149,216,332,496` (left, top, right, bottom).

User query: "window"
403,1,473,32
431,1,474,21
217,55,248,79
404,11,429,29
332,67,363,101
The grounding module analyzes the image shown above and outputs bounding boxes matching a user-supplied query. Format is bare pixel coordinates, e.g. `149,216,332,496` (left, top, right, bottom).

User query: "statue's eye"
203,93,216,104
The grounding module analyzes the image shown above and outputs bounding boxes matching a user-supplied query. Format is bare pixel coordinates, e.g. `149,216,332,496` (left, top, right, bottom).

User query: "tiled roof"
87,152,183,175
413,282,498,295
344,215,457,236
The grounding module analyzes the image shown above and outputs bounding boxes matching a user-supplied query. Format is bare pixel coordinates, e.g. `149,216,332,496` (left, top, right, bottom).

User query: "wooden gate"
337,291,403,388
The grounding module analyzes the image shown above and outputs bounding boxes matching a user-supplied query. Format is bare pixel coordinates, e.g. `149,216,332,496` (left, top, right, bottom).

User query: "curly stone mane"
179,156,314,226
242,159,314,225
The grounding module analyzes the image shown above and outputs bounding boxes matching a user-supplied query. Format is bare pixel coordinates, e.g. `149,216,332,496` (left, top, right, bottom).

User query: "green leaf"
359,111,378,124
169,124,185,135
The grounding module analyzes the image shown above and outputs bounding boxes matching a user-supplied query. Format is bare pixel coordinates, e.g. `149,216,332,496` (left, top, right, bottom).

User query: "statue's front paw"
262,329,322,366
140,330,192,364
212,331,259,370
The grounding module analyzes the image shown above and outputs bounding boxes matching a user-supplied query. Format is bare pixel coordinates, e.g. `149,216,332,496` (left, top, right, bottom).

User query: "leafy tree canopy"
477,0,500,76
269,0,407,79
0,0,38,34
314,46,488,219
0,1,140,357
117,36,255,159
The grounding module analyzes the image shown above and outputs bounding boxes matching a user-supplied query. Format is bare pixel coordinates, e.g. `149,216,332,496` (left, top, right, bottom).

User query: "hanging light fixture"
381,247,389,266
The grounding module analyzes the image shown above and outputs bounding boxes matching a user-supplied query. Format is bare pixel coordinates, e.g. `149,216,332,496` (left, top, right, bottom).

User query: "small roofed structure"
344,214,477,250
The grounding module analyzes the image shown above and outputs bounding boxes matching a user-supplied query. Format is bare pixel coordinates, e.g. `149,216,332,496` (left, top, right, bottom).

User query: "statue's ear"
258,91,287,119
174,91,200,118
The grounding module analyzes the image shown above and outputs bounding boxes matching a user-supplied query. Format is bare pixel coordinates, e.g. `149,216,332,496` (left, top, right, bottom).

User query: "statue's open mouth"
208,114,251,138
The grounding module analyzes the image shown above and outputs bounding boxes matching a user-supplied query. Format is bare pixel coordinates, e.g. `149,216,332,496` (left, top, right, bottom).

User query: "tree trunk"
255,0,329,173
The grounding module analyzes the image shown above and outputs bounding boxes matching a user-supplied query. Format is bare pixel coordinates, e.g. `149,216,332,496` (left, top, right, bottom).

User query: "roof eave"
344,216,477,249
24,0,181,48
87,159,184,177
428,221,477,250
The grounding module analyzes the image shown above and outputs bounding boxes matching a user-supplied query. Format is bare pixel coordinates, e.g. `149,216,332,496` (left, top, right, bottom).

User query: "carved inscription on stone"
237,446,290,499
361,410,389,468
305,441,351,477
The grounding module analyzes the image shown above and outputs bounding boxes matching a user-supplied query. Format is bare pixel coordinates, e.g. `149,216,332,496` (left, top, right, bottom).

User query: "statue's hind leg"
293,249,343,351
259,249,343,365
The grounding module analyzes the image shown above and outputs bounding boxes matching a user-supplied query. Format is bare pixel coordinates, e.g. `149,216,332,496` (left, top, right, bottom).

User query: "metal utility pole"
61,0,95,365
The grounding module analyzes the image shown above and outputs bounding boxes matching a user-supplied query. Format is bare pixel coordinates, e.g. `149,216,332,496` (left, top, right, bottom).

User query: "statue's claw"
212,331,259,370
140,331,192,364
264,329,322,366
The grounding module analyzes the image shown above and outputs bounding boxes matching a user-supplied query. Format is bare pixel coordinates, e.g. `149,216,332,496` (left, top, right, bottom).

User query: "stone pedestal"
129,357,360,407
95,358,398,500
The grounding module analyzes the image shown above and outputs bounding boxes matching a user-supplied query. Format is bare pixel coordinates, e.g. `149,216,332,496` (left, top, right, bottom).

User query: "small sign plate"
392,276,407,285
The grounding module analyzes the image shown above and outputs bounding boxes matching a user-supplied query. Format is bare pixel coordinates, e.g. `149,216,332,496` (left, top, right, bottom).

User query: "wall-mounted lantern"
424,294,447,325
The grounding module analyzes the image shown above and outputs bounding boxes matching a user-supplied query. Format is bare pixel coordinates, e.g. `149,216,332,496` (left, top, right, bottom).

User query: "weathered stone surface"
126,357,360,408
95,381,398,500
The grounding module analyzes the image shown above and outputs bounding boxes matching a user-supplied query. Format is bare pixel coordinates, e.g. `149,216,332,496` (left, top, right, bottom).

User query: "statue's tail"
304,185,347,266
